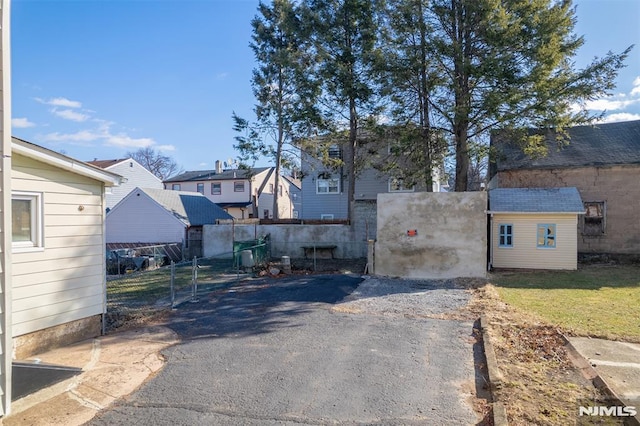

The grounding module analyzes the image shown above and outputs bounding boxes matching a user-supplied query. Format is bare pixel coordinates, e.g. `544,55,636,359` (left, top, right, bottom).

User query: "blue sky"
10,0,640,173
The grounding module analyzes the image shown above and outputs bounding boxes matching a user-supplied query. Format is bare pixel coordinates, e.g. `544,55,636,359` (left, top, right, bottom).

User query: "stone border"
561,334,640,426
479,315,509,426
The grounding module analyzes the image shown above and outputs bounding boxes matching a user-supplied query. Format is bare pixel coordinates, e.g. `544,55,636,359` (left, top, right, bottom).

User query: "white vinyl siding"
11,153,107,337
103,159,163,210
106,190,186,243
491,214,578,270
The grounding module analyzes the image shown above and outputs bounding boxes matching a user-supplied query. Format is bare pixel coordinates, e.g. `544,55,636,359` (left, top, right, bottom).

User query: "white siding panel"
491,214,578,270
13,305,102,338
12,153,106,336
106,191,186,243
105,160,163,209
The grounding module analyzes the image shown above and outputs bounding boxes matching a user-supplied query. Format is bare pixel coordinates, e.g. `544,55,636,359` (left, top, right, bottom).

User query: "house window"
172,184,181,191
234,181,245,192
211,182,221,195
321,214,334,220
389,177,415,192
498,224,513,247
316,175,340,194
196,183,204,194
328,145,342,159
583,201,605,236
269,183,274,193
12,192,43,251
537,224,556,248
263,209,270,219
279,185,283,196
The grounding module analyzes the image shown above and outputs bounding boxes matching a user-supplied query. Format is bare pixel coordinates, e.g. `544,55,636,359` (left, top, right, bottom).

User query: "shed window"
498,224,513,247
537,224,556,248
12,192,43,251
234,181,245,192
583,201,605,236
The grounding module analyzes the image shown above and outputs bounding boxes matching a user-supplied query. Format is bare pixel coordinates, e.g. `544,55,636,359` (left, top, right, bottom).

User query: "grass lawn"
490,264,640,342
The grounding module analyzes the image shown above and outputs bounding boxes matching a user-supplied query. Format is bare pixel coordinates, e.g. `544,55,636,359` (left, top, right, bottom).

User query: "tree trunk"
347,96,357,226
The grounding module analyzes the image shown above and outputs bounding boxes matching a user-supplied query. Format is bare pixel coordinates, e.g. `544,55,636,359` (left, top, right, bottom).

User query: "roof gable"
488,187,584,214
492,120,640,171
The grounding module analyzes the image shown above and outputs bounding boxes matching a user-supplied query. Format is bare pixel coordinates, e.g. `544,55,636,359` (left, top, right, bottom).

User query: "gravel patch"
334,275,473,318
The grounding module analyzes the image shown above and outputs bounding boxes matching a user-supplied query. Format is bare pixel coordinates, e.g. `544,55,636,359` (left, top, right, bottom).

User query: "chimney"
215,160,222,174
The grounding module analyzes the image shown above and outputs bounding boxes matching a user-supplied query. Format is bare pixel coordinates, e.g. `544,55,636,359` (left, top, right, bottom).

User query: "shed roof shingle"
488,187,584,214
492,120,640,171
137,188,233,226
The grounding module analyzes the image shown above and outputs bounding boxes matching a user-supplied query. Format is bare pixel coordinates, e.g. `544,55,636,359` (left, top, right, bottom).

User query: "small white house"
11,137,123,358
106,187,233,257
87,158,164,210
488,187,585,270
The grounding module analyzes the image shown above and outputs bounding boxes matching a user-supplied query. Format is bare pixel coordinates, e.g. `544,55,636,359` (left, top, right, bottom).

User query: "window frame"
211,182,221,195
171,184,181,191
234,181,245,192
316,175,340,194
498,223,513,248
388,177,415,193
196,183,204,194
536,223,556,248
12,191,44,252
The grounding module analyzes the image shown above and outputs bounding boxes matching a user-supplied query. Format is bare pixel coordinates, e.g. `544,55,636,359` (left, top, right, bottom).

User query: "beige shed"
488,187,585,270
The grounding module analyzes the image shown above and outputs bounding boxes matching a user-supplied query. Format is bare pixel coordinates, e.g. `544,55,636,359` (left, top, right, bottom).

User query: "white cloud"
583,97,639,111
105,134,155,149
631,76,640,96
199,162,208,167
52,108,90,122
598,112,640,123
12,117,36,128
41,130,102,142
156,144,176,152
35,97,82,108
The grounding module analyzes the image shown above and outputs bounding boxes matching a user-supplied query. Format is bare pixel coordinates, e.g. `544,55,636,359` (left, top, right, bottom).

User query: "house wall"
106,190,186,243
256,170,295,219
375,192,487,279
490,214,578,270
105,159,163,210
11,153,106,339
495,165,640,254
168,179,253,205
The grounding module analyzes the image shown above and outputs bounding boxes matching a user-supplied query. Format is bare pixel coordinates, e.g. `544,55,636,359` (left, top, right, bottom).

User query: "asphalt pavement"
87,274,480,425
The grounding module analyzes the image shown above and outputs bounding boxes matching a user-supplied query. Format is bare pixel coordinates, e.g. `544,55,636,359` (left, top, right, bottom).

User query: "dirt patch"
472,284,622,425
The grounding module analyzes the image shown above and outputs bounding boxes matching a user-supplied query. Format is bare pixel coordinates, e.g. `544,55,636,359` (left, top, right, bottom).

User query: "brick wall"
496,165,640,254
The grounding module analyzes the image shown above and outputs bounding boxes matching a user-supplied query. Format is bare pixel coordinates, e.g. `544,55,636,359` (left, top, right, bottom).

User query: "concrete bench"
301,245,337,259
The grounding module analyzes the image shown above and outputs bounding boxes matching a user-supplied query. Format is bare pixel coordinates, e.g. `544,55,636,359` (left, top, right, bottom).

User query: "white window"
317,175,340,194
389,177,414,192
12,192,44,252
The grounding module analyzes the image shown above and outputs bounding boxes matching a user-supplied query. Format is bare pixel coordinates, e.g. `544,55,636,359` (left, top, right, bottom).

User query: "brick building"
489,120,640,257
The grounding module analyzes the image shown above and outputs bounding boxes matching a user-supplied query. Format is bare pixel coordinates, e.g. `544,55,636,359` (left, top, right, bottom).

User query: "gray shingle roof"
488,187,584,213
139,188,233,225
492,120,640,171
164,167,270,183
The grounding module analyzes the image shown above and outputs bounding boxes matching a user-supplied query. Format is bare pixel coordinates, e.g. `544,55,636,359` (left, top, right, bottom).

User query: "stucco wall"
203,224,366,259
495,165,640,254
375,192,487,279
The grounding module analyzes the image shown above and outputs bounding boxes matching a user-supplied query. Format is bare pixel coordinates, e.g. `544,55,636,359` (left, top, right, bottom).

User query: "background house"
11,137,123,358
300,139,444,221
490,120,640,257
106,187,233,258
87,157,163,210
487,187,585,270
164,162,297,219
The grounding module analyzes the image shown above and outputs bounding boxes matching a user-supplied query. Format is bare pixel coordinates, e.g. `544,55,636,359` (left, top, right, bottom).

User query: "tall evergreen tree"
234,0,320,219
301,0,382,223
426,0,631,191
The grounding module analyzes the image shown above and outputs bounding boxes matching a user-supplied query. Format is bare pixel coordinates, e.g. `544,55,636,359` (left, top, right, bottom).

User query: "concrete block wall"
375,192,488,279
496,165,640,254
